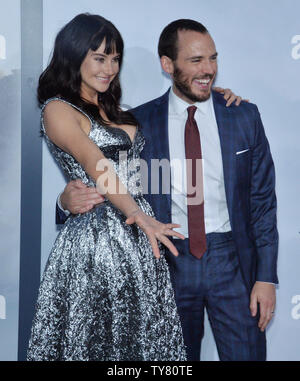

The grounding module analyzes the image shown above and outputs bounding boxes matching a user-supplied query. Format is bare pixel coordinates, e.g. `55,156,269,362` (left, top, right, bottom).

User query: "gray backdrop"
0,0,21,361
0,0,299,360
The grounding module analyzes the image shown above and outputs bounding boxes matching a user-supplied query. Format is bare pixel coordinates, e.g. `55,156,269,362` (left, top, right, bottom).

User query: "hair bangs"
90,27,123,56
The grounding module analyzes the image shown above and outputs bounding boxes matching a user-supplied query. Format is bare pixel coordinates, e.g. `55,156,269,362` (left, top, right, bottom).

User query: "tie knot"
187,106,197,120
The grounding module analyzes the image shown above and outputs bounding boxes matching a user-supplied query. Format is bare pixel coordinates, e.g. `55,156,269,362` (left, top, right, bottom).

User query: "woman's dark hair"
38,13,136,126
158,19,209,61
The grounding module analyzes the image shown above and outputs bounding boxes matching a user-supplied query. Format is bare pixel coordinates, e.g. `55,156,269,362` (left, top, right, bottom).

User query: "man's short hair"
158,19,209,60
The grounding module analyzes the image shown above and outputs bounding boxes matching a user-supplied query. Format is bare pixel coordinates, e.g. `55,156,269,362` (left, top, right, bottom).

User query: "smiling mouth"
95,76,111,83
193,78,212,89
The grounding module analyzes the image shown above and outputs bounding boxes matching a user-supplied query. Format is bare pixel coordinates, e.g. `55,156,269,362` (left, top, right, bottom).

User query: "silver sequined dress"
27,98,186,361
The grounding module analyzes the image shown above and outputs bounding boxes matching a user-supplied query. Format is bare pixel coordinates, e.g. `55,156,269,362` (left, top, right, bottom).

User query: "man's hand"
213,87,249,107
60,179,104,214
250,281,276,332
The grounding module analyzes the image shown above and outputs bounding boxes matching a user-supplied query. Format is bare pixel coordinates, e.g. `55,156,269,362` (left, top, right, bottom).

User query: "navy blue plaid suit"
130,89,278,360
56,89,278,360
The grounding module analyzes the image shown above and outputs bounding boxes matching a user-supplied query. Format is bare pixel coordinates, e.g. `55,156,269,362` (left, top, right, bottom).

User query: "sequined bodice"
41,97,145,196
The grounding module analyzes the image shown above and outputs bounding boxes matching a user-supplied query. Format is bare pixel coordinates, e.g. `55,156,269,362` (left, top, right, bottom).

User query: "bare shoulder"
42,99,86,150
43,99,80,127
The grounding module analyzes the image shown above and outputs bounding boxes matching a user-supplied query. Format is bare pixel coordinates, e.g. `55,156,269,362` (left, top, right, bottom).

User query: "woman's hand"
125,210,185,258
213,87,249,107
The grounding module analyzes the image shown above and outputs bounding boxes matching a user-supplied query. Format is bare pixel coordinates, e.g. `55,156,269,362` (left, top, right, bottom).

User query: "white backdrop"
39,0,300,361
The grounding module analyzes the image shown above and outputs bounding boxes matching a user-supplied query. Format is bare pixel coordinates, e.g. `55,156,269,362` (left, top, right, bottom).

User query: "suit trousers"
166,232,266,361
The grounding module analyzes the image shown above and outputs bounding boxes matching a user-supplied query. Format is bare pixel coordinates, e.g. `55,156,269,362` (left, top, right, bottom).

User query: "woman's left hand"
213,86,249,107
125,210,185,259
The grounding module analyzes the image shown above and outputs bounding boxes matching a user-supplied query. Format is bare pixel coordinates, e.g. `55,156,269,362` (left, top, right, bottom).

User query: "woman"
27,13,187,361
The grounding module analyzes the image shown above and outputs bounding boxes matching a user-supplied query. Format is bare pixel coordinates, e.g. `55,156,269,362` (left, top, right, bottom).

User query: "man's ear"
160,55,174,75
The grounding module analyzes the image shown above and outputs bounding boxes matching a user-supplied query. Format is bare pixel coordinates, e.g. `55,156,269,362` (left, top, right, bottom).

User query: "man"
56,20,278,361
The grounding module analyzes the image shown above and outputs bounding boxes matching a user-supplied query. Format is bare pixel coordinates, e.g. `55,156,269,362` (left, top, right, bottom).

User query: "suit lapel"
152,91,170,163
152,90,172,219
138,90,171,222
212,92,236,223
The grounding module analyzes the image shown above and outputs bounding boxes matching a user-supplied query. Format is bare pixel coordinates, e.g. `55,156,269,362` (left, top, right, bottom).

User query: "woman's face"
80,39,120,101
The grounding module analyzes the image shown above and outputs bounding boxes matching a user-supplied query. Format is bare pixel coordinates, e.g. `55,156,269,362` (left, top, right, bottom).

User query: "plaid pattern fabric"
167,233,267,361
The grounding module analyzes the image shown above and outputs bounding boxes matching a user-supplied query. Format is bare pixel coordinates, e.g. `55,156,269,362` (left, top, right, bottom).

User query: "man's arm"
56,195,69,225
248,105,279,331
250,106,278,283
56,180,104,224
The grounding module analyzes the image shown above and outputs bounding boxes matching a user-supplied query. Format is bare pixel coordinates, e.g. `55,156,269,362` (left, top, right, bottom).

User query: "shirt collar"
169,86,212,116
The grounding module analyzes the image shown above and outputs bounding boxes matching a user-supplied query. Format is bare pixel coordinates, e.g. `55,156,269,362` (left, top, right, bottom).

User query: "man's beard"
173,66,213,103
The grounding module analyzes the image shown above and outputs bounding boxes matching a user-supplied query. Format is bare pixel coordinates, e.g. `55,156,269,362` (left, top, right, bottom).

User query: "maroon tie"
185,106,207,258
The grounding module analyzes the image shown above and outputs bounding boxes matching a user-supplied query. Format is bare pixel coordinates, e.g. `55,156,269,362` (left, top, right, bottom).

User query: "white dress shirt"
168,87,231,237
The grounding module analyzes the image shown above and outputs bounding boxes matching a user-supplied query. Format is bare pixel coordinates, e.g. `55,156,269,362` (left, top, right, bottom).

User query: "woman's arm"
44,100,184,257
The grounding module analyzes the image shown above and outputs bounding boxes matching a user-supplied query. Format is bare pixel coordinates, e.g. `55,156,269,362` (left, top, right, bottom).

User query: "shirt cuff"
57,191,70,217
256,281,276,285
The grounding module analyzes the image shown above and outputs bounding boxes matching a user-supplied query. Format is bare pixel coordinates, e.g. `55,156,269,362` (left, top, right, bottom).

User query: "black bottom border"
0,360,299,378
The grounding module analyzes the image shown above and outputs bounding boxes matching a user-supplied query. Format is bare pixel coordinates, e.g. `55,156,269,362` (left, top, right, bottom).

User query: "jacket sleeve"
56,200,69,225
250,106,279,283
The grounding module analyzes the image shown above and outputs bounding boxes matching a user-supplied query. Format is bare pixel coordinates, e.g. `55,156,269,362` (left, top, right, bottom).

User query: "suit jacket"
130,89,279,291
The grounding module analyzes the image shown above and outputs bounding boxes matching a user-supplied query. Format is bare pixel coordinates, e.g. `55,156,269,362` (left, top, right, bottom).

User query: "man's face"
170,30,218,104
